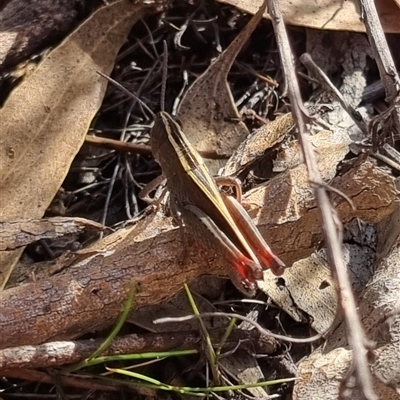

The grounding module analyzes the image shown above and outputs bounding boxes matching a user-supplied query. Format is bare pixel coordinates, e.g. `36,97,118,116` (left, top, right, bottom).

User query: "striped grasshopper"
150,111,286,295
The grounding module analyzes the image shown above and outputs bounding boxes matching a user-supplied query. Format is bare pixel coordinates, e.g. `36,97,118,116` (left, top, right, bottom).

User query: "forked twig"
266,0,377,398
154,312,325,344
359,0,400,105
359,0,400,145
300,53,368,134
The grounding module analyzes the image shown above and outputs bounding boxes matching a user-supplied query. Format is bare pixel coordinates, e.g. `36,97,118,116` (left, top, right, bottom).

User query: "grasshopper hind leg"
178,202,261,296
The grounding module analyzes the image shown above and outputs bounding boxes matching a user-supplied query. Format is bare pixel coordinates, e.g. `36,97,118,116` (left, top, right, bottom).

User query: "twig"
309,180,356,212
266,0,377,398
97,71,154,117
300,53,368,134
359,0,400,136
359,0,400,104
0,329,276,370
2,368,120,393
372,152,400,173
85,135,152,156
382,143,400,164
160,40,168,112
154,312,324,344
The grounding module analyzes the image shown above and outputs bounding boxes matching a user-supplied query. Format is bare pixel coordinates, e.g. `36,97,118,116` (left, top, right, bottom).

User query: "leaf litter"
0,0,399,398
0,0,155,289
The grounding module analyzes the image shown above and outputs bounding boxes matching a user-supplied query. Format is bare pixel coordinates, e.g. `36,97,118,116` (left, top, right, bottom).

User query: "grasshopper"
150,111,286,295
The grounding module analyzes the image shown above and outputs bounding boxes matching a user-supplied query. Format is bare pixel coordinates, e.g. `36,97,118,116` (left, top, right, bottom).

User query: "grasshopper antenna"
160,40,168,113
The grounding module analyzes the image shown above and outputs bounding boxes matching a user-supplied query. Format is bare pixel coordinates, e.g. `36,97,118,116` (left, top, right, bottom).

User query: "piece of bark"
0,159,397,350
0,214,226,349
0,217,105,250
248,159,397,266
0,328,277,370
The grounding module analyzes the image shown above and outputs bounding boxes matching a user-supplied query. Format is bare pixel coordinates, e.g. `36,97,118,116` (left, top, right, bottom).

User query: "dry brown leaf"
220,351,269,399
0,0,157,289
259,254,336,333
218,0,400,33
222,112,295,176
258,222,377,335
293,209,400,399
178,0,267,173
293,347,400,400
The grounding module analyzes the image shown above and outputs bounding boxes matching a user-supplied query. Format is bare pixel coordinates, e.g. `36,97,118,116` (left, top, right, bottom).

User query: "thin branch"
154,312,324,343
85,134,152,156
266,0,377,398
300,53,368,134
358,0,400,134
